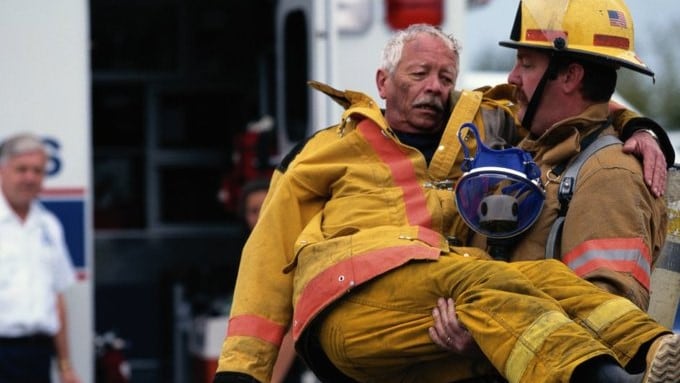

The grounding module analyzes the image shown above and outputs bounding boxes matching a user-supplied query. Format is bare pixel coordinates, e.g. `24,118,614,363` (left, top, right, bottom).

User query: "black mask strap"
521,55,560,131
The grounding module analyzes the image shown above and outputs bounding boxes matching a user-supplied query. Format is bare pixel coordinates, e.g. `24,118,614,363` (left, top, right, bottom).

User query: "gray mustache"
413,97,444,112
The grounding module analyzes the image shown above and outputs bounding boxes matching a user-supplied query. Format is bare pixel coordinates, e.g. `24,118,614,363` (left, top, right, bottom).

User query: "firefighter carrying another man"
213,0,679,382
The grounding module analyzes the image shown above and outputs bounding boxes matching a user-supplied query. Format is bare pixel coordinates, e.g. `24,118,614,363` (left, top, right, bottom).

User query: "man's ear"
376,69,388,99
563,62,584,93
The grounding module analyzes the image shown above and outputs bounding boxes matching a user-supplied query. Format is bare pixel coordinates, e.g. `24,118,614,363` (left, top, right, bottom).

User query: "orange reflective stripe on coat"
292,242,440,340
227,314,287,346
563,237,652,289
357,119,433,229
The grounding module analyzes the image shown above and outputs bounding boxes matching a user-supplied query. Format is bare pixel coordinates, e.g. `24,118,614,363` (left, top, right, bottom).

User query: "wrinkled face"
507,48,561,136
0,150,47,215
244,189,267,231
377,34,458,134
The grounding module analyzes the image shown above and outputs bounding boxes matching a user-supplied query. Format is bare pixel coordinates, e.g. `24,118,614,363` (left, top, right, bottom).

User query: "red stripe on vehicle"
40,187,85,196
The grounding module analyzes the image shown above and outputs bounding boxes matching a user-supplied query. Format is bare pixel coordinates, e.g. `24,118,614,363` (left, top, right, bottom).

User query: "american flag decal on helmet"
607,10,627,28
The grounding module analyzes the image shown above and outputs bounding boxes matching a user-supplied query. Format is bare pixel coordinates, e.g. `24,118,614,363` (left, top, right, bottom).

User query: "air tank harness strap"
545,120,620,259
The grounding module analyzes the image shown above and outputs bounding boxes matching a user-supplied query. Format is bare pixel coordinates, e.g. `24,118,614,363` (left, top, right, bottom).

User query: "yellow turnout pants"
316,256,666,383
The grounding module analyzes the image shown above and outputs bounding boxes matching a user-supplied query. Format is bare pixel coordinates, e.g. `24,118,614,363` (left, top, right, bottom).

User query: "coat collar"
518,103,610,167
307,80,389,135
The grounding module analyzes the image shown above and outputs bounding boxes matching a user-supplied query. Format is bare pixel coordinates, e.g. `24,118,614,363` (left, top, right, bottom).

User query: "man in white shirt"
0,133,81,383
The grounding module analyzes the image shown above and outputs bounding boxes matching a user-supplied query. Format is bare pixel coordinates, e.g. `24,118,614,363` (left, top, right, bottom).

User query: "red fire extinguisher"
95,331,131,383
218,115,276,214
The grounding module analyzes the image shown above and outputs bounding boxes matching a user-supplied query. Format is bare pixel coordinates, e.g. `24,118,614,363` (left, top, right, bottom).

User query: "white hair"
0,133,47,165
380,23,461,75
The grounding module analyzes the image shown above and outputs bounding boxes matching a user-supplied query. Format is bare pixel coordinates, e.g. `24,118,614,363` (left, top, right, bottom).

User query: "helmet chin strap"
521,53,561,134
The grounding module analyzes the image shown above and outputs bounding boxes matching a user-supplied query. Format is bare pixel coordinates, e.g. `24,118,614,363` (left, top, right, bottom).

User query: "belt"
0,334,52,346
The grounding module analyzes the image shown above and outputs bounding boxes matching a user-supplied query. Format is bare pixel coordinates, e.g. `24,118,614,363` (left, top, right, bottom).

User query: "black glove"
213,371,260,383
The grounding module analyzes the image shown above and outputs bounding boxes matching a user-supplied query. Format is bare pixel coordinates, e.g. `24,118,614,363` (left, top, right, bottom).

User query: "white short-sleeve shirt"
0,192,76,337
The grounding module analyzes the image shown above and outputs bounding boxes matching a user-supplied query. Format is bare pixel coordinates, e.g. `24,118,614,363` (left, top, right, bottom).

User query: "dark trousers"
0,335,54,383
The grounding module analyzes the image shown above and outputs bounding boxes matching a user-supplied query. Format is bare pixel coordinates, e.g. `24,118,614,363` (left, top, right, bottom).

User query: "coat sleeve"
215,145,329,383
560,146,667,310
611,108,675,166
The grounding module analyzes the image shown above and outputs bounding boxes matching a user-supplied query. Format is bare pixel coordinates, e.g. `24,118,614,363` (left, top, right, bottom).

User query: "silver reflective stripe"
505,310,571,383
565,247,651,277
582,297,640,334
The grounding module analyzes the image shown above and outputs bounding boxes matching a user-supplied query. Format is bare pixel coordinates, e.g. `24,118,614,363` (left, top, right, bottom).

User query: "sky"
463,0,680,78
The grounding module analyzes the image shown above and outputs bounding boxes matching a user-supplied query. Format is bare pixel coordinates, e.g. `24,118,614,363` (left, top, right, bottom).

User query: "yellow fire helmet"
499,0,654,77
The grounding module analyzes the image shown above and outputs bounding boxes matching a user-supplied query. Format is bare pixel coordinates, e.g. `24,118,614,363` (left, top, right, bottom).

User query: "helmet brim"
499,41,654,77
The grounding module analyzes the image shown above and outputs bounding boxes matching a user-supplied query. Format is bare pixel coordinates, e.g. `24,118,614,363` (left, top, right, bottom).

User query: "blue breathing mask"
455,123,545,239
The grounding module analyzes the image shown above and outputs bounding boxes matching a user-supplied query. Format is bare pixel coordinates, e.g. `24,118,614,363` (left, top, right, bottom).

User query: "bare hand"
59,368,82,383
428,297,482,357
623,130,667,197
